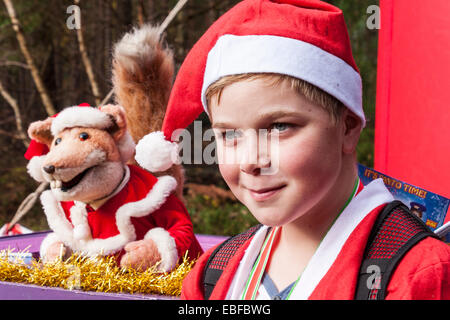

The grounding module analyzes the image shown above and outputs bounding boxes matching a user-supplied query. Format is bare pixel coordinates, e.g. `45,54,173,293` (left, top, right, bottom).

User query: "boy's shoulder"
408,236,450,263
386,236,450,299
181,245,216,300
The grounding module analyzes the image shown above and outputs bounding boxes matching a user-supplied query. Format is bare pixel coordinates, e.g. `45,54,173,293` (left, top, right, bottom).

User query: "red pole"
375,0,450,225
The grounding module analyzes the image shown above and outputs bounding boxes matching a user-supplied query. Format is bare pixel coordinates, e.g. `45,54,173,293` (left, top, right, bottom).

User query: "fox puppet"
24,25,203,272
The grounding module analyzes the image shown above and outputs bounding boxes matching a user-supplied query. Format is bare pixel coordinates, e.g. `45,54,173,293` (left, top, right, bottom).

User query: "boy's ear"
341,109,362,154
100,104,127,142
28,117,54,146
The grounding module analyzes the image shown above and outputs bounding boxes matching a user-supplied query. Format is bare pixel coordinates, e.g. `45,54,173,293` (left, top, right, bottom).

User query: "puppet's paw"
42,241,69,263
120,239,162,271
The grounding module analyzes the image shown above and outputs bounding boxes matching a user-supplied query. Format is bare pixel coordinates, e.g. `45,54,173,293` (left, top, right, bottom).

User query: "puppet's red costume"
40,164,202,272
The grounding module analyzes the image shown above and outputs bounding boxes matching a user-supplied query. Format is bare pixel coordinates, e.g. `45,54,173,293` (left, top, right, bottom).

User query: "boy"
159,0,450,299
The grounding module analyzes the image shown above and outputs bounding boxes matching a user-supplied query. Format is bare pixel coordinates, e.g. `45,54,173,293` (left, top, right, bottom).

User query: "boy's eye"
79,132,89,141
215,129,243,146
224,129,243,141
270,123,291,133
54,138,62,146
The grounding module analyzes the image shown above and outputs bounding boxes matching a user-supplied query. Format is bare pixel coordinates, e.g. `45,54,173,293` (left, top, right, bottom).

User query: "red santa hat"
159,0,364,146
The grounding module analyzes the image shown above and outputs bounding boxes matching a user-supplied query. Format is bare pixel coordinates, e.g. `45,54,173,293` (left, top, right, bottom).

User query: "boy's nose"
238,131,276,175
239,156,271,176
43,165,55,174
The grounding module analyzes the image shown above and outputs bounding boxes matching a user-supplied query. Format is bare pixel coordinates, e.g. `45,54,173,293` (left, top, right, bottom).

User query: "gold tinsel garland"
0,249,195,296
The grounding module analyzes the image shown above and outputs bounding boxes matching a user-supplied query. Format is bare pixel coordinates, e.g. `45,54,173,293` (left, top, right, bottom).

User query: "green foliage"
186,194,258,236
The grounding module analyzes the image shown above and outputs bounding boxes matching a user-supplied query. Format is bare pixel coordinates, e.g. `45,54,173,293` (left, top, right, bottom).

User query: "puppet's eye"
79,132,89,141
54,138,62,146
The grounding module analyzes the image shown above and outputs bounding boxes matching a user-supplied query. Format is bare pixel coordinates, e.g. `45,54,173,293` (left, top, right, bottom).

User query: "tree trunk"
74,0,102,106
3,0,57,116
0,79,29,147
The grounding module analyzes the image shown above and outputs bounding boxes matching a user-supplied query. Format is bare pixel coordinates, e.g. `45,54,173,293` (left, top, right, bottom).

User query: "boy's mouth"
50,166,95,192
247,185,286,202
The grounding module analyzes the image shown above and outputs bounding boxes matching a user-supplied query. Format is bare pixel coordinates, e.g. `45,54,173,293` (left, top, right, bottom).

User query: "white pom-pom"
26,155,46,182
135,131,179,172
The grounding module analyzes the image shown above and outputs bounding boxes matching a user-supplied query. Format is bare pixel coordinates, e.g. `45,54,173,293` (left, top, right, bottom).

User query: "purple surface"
0,231,49,258
196,233,228,251
0,231,228,300
0,281,177,300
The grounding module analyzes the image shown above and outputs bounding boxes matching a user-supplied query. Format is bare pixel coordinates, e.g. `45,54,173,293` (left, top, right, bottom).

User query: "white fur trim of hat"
201,34,364,126
51,106,113,136
26,155,46,182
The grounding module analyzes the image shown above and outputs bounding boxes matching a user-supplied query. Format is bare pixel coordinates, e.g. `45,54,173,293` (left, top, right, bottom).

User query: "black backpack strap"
355,200,441,300
203,224,263,300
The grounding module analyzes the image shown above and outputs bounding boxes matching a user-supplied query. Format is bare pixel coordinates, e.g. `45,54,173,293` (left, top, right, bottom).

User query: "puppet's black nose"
43,165,55,174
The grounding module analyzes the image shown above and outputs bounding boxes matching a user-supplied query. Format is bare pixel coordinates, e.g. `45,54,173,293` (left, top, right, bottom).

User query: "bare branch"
0,79,30,147
0,128,22,139
2,0,56,116
74,0,102,106
0,115,15,125
99,88,114,107
0,60,30,69
158,0,189,35
6,181,49,232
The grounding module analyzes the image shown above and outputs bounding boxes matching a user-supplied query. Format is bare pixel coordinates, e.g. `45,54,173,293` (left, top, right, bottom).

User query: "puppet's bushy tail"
112,25,184,200
112,24,174,141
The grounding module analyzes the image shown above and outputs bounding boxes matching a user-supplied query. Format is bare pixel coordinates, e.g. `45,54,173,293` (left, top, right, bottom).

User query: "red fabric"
181,246,217,300
181,202,450,300
24,139,49,160
374,0,450,213
162,0,357,141
181,238,253,300
386,237,450,299
60,165,202,261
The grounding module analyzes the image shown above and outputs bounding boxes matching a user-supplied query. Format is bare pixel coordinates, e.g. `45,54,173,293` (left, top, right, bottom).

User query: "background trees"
0,0,379,234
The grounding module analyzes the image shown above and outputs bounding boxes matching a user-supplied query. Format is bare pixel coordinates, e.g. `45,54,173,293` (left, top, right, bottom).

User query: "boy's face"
210,78,351,227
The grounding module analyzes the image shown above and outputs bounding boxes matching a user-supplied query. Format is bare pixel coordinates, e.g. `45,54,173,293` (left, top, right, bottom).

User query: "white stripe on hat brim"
51,106,113,136
201,34,365,127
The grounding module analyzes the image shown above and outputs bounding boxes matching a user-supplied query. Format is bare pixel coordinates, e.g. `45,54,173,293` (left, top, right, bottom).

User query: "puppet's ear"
100,104,135,163
100,104,127,141
28,117,54,147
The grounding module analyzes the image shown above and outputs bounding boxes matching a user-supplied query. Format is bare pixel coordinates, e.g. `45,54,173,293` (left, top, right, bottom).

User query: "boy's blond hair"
205,73,345,122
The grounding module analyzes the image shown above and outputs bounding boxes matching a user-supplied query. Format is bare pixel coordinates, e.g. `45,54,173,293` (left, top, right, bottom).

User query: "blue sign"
358,164,449,243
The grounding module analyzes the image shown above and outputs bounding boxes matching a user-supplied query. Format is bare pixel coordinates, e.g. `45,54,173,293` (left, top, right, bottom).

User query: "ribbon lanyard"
241,226,280,300
241,178,361,300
